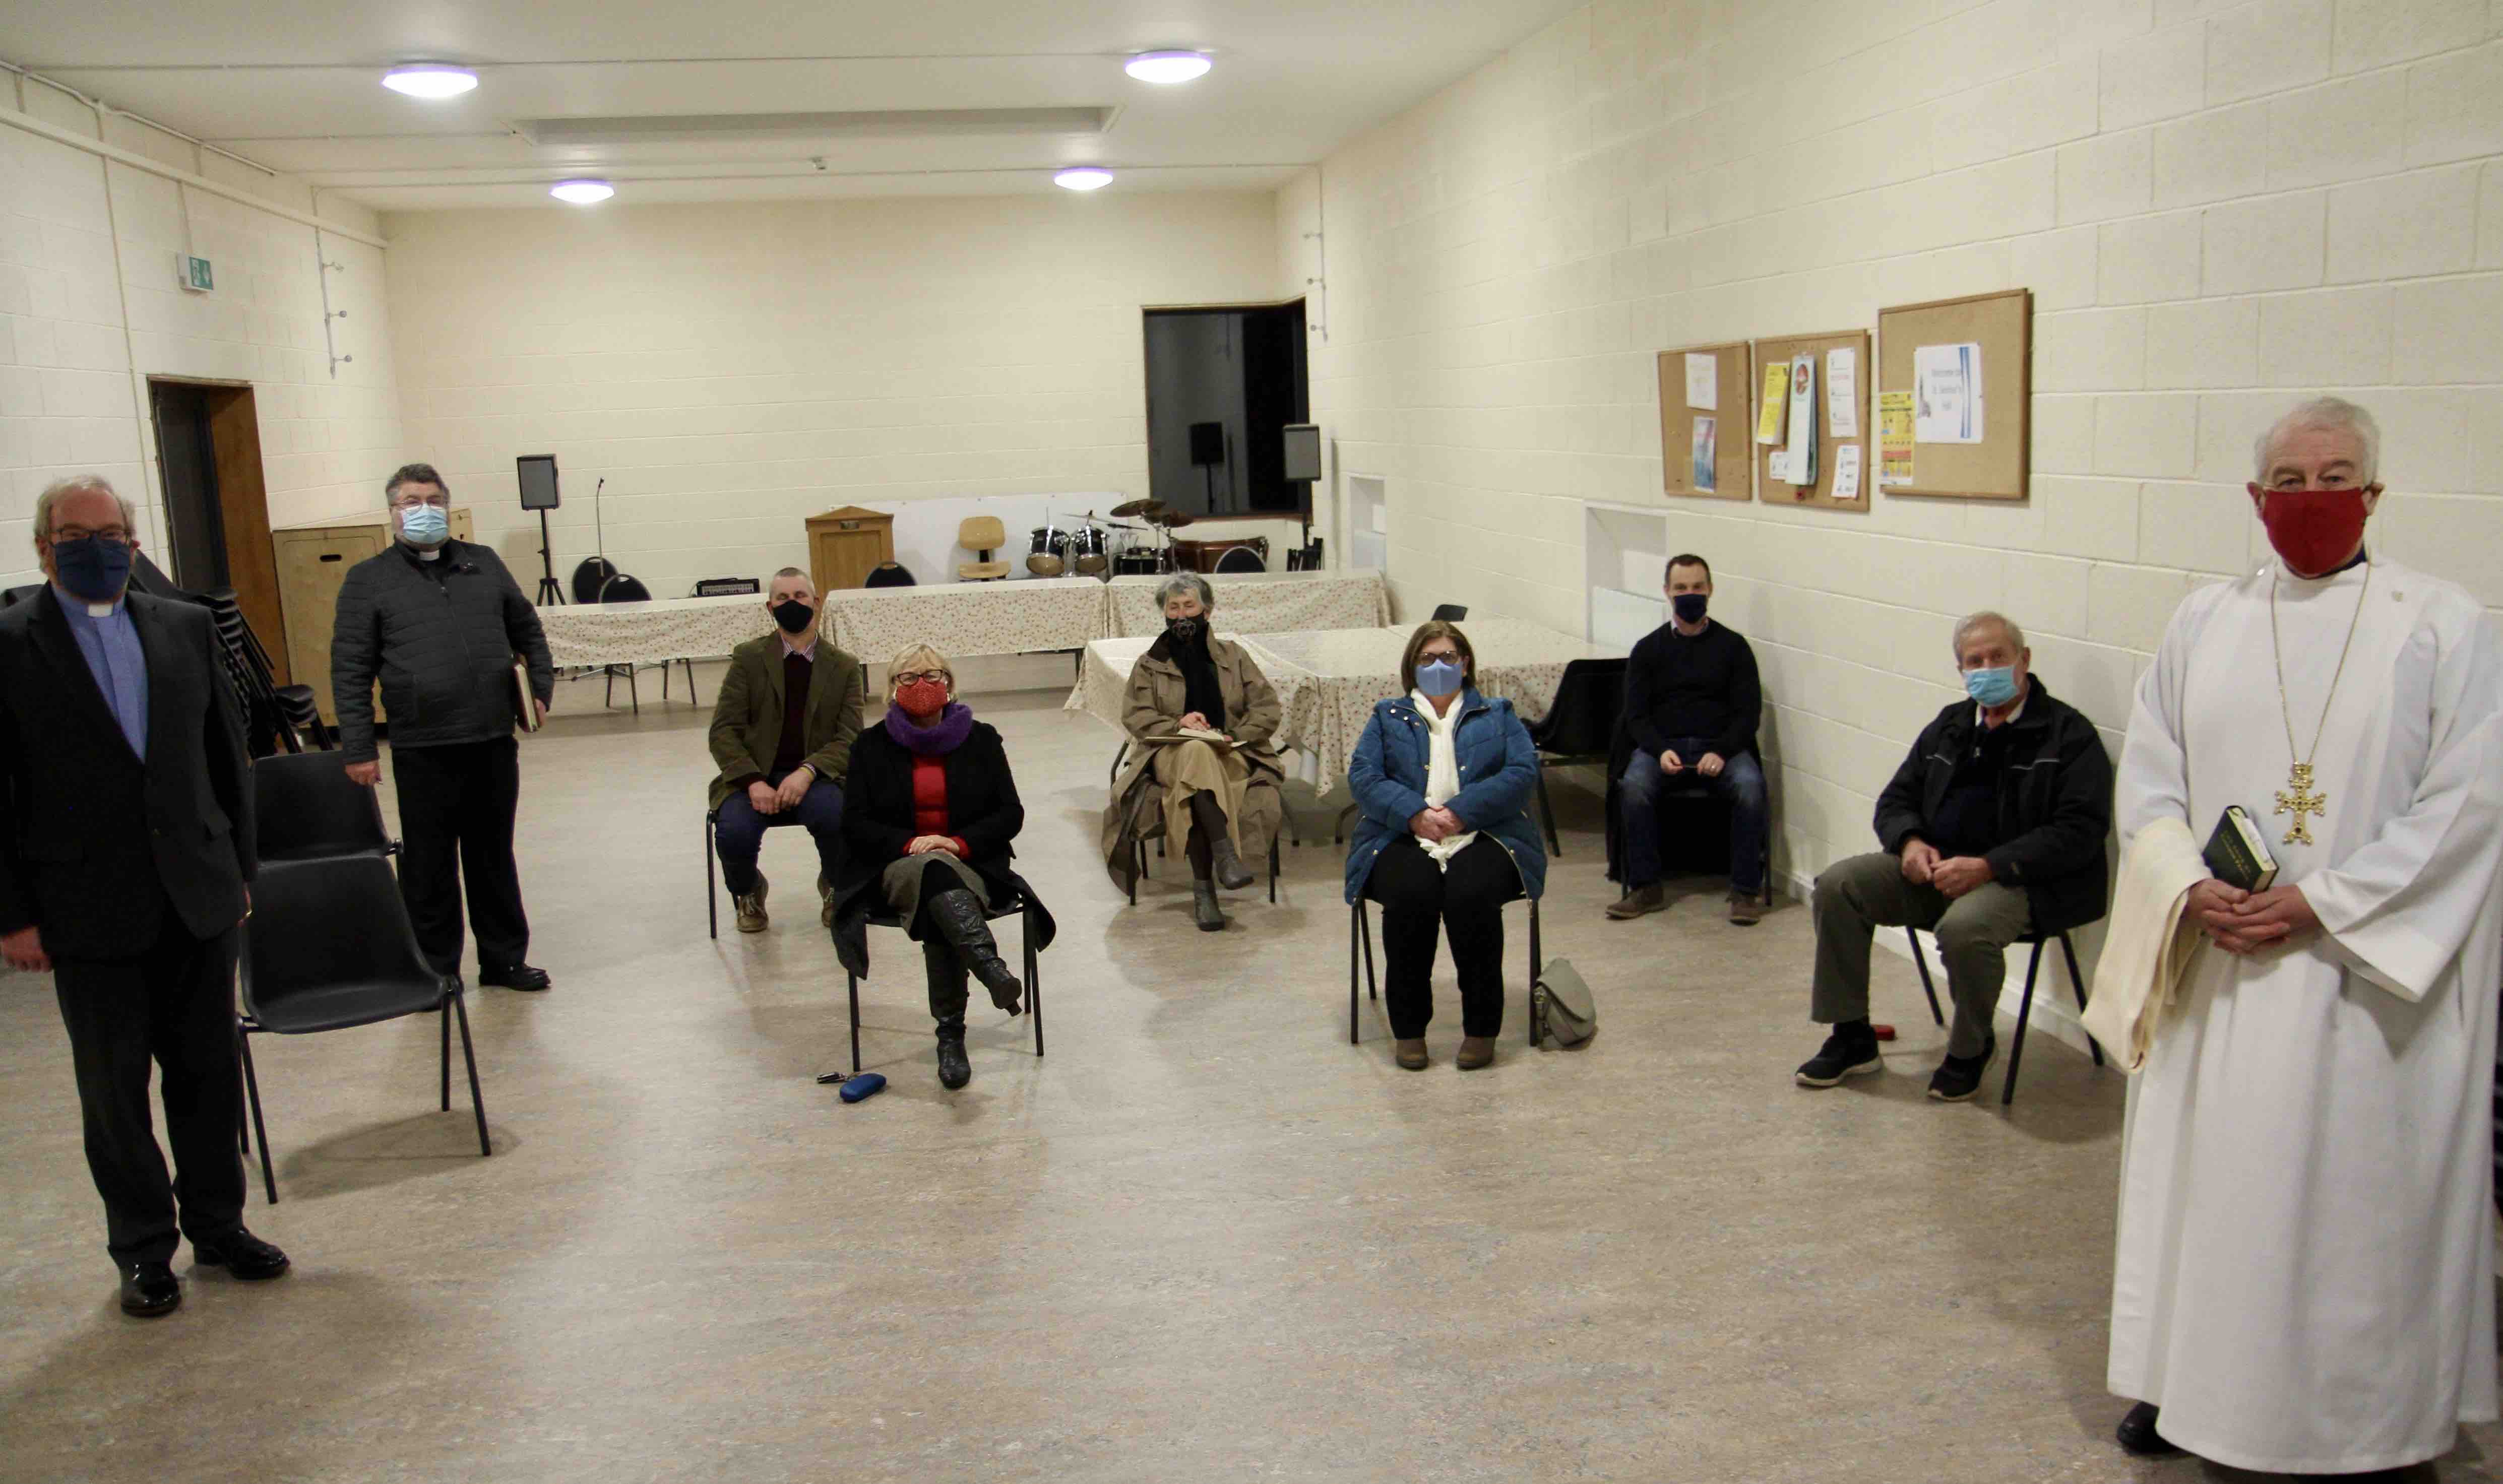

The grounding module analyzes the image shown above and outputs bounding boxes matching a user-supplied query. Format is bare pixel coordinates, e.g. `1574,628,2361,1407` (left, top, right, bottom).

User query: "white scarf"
1411,688,1477,869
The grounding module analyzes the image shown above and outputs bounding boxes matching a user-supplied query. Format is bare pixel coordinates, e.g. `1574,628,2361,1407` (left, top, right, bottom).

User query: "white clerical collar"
54,584,122,619
417,546,442,561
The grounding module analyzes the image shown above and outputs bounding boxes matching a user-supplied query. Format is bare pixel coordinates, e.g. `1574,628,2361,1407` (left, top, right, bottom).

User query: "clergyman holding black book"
2098,396,2503,1472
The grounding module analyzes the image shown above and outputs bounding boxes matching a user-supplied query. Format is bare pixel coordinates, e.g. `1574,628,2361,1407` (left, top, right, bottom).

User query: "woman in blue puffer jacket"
1345,620,1547,1072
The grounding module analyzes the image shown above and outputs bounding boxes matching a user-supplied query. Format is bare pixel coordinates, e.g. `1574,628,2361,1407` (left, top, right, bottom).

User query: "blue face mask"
51,535,134,603
398,503,451,546
1415,658,1465,697
1964,665,2020,709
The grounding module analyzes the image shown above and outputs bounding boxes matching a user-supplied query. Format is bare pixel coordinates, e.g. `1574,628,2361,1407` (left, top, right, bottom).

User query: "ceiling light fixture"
1124,50,1213,84
549,179,615,205
1053,167,1114,191
381,63,479,99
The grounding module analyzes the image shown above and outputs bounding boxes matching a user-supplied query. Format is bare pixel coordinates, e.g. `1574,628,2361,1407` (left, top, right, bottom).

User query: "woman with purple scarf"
831,643,1053,1090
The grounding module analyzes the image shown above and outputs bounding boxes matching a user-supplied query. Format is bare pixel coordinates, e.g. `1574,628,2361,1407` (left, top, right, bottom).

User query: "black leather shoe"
192,1228,291,1280
118,1261,180,1317
935,1019,972,1090
924,889,1022,1015
478,962,551,992
2115,1402,2182,1457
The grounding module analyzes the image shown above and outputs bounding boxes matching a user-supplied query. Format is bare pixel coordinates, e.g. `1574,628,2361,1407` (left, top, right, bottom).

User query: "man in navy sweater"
1607,554,1768,925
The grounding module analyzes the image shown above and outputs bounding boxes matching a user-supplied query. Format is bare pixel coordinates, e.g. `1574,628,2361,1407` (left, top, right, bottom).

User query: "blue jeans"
1618,741,1766,895
714,770,845,897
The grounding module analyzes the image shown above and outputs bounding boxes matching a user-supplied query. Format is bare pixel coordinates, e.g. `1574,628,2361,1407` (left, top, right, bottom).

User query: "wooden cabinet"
274,508,474,724
806,506,895,594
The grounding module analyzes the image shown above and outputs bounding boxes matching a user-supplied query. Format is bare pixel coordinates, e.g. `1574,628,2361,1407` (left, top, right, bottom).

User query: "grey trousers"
1811,851,2030,1059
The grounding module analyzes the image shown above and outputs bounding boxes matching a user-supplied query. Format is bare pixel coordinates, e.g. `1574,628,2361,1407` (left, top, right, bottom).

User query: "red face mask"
2259,488,2370,577
894,678,950,716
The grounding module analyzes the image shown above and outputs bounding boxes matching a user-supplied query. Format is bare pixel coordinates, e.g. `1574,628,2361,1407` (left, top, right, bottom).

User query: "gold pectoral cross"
2274,762,2327,846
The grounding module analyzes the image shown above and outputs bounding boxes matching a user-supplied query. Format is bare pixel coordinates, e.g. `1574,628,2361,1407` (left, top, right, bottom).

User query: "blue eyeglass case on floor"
837,1072,887,1104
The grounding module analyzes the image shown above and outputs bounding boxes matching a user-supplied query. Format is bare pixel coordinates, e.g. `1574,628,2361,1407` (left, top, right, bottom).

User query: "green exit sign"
178,254,213,293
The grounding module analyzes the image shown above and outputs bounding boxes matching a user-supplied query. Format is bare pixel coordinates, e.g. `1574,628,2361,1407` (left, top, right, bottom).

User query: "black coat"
330,538,553,761
830,719,1054,976
1872,674,2114,934
0,588,256,958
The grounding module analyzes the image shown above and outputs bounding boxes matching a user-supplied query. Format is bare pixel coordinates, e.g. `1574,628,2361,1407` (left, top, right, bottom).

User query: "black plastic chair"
824,889,1048,1083
571,557,619,605
1349,889,1541,1047
1522,656,1626,858
863,562,917,588
254,751,396,862
1430,604,1468,621
703,807,838,940
0,583,35,608
595,572,697,712
1905,925,2103,1106
236,856,490,1203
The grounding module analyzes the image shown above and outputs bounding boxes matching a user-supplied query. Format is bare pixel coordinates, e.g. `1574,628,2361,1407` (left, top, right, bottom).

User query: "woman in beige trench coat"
1101,574,1285,931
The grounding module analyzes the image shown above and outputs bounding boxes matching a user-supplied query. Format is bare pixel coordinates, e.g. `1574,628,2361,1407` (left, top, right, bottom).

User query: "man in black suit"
0,475,290,1318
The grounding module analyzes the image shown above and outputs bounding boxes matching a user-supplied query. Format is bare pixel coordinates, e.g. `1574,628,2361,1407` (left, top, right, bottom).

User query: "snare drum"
1067,526,1108,575
1025,526,1067,577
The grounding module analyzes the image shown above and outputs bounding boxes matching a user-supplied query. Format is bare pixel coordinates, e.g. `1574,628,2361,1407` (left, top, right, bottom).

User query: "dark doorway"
148,379,286,682
1143,302,1309,517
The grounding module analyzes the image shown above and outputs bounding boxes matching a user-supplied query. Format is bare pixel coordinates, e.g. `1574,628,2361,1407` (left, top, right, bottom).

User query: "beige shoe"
734,873,770,934
1394,1039,1429,1071
819,871,834,928
1456,1036,1494,1070
1728,891,1766,926
1605,883,1664,920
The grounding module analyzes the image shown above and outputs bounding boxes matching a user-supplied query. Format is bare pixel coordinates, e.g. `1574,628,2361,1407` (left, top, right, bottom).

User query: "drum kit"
1025,498,1197,579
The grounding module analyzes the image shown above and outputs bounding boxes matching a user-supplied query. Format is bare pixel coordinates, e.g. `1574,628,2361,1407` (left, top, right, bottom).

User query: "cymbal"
1149,509,1195,528
1110,498,1166,519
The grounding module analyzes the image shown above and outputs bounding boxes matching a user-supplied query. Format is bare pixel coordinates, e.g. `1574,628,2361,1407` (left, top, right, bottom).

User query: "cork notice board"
1749,329,1871,514
1875,288,2031,501
1655,341,1753,501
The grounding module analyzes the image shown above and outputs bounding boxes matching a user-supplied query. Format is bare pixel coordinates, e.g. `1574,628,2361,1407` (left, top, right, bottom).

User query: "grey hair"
1157,573,1214,612
384,461,449,504
33,475,137,543
2252,397,2380,484
1951,611,2025,657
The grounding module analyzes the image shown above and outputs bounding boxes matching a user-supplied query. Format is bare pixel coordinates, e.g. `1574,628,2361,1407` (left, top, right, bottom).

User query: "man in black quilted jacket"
332,463,556,991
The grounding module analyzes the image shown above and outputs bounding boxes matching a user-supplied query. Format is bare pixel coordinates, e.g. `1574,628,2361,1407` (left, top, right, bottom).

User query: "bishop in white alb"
2109,551,2503,1472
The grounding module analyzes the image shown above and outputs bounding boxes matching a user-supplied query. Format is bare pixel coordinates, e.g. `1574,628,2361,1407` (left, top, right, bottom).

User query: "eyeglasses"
50,526,132,544
390,492,451,510
892,670,950,687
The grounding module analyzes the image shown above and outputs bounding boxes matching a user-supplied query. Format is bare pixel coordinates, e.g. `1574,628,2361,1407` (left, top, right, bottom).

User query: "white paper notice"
1783,354,1817,487
1831,442,1863,502
1683,353,1717,412
1825,347,1858,438
1913,342,1983,444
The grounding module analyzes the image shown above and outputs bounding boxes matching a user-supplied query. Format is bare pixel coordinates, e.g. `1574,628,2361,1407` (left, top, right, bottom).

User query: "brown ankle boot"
1456,1036,1494,1070
1394,1039,1428,1070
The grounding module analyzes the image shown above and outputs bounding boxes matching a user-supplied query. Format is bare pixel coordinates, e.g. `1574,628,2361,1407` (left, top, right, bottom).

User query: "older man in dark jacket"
333,463,555,990
1795,611,2112,1103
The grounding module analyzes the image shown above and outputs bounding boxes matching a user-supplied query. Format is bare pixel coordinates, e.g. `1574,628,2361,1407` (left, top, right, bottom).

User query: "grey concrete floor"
3,679,2496,1483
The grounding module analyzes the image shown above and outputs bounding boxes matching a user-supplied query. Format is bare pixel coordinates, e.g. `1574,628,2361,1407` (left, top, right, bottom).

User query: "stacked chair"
235,752,492,1203
200,587,328,754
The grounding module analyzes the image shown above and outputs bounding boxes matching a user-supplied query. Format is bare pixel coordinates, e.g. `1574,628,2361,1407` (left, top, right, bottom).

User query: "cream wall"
0,82,404,590
382,193,1285,596
1279,0,2503,911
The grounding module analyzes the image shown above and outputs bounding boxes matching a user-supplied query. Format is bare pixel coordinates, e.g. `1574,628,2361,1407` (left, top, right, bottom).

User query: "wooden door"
201,386,285,680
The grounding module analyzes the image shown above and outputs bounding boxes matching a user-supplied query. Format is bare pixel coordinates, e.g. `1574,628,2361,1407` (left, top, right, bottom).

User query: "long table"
1065,619,1604,793
1103,570,1389,638
538,594,763,668
539,577,1120,670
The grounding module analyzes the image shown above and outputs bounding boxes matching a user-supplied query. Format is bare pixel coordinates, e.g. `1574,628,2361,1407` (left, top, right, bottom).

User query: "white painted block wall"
0,93,402,591
1274,0,2503,1043
380,194,1286,597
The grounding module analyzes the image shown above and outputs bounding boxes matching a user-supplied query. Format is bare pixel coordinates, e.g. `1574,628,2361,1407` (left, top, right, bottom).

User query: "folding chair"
1349,892,1543,1047
823,888,1049,1082
1904,925,2102,1106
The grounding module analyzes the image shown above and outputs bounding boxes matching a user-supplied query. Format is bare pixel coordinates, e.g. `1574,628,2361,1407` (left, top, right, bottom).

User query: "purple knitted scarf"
884,700,974,756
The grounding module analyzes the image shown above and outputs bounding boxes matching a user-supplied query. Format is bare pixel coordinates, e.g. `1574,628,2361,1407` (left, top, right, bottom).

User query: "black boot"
1192,792,1254,890
925,888,1023,1015
934,1017,971,1090
1193,880,1227,931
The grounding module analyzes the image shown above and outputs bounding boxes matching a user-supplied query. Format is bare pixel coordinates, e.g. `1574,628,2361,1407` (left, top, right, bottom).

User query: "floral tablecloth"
537,594,771,668
1104,570,1390,637
825,577,1108,665
1066,618,1602,795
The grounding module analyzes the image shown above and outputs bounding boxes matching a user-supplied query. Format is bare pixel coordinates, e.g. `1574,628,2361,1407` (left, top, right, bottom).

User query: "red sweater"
909,754,968,858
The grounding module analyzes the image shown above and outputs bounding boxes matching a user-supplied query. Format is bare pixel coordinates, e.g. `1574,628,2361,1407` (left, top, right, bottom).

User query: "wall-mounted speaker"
1188,421,1225,467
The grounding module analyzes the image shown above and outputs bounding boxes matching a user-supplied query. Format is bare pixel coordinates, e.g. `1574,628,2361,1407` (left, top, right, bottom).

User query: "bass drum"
1025,526,1067,578
1172,535,1269,574
1067,526,1109,576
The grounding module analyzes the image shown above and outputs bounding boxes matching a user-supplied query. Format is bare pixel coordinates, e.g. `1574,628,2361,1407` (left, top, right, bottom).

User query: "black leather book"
2203,805,2278,892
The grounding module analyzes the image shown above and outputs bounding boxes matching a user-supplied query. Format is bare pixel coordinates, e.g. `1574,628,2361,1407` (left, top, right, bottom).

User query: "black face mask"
1166,615,1205,642
772,599,816,635
1672,592,1709,624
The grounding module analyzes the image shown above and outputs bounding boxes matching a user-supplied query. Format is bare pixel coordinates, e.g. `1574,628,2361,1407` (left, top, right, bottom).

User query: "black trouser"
1370,835,1518,1040
392,737,530,976
52,914,246,1266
